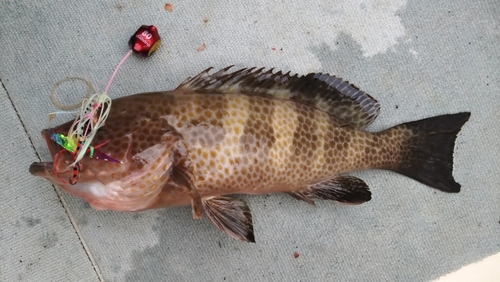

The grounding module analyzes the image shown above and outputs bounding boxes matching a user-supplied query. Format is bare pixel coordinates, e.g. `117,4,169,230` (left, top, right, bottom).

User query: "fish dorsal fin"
176,66,381,128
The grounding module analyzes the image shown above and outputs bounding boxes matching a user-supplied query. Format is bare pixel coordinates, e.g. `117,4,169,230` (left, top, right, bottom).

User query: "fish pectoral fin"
170,166,203,219
202,196,255,243
291,176,372,205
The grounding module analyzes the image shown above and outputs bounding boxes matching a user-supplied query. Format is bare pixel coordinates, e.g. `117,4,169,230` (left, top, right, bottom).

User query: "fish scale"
30,66,470,242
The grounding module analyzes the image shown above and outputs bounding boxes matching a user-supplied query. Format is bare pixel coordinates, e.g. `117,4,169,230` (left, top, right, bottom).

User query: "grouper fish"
29,66,471,242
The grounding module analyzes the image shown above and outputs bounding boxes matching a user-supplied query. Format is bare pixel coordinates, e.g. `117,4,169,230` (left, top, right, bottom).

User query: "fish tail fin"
386,112,470,193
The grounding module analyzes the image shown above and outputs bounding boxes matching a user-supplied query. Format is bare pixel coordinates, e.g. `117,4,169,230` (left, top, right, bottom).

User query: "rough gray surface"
0,81,98,280
1,0,499,281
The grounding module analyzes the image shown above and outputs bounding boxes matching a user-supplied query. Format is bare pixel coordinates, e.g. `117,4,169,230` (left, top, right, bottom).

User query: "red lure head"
128,25,161,57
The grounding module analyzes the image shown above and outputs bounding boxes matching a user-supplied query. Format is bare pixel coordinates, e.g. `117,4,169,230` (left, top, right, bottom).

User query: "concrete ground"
1,1,499,281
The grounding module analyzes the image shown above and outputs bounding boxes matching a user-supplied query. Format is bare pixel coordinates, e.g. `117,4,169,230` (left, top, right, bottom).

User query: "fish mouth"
29,129,61,177
29,161,53,176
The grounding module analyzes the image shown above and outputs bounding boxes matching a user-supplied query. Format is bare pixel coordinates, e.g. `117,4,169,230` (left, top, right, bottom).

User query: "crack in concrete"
0,78,104,282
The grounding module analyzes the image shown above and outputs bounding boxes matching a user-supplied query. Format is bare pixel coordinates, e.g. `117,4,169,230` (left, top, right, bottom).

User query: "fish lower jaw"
67,181,161,212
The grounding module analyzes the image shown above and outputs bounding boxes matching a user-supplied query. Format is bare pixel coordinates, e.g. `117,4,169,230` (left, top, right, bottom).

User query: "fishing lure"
46,25,161,184
50,132,121,184
67,92,112,167
50,132,121,163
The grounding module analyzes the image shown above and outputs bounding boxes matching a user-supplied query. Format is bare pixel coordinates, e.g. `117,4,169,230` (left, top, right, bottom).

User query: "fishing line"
50,76,95,110
43,25,161,184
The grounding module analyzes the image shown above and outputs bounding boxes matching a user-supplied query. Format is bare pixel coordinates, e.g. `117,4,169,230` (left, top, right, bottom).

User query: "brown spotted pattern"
154,91,411,200
42,93,185,210
39,90,415,211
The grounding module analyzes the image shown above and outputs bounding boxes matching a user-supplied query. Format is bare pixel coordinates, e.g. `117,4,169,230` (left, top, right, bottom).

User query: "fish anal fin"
203,196,255,243
170,166,203,219
291,176,372,205
287,191,316,205
176,66,380,128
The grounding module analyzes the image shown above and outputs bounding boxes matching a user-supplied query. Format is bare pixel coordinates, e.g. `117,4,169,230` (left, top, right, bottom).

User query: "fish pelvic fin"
176,66,380,128
170,166,203,219
386,112,471,193
169,140,205,219
289,176,372,205
202,196,255,243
